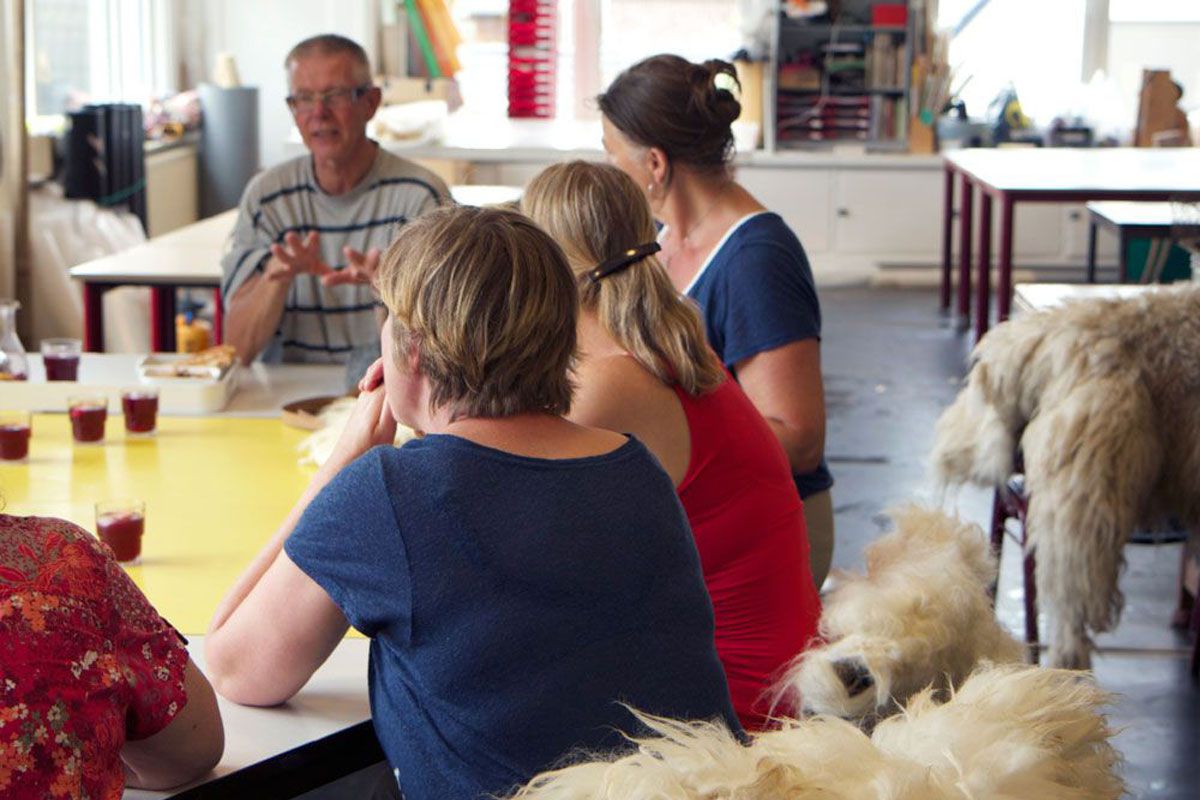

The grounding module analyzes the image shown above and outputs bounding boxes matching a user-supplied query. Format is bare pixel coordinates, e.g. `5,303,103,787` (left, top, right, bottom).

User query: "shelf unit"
765,3,915,152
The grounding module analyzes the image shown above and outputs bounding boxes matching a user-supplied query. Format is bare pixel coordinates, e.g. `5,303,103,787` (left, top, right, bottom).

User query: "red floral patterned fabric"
0,514,189,799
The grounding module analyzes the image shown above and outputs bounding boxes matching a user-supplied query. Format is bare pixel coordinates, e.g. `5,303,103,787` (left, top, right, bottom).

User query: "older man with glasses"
221,34,449,367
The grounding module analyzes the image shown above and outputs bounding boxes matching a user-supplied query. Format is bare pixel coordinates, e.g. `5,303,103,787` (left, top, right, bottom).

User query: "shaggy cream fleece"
773,505,1023,724
507,665,1122,800
932,285,1200,668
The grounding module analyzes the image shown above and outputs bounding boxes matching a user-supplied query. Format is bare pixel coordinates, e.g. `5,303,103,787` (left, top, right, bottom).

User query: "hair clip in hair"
586,242,662,283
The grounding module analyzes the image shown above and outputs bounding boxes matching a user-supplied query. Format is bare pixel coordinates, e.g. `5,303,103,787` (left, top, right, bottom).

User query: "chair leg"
1190,601,1199,680
988,490,1007,604
1023,546,1040,664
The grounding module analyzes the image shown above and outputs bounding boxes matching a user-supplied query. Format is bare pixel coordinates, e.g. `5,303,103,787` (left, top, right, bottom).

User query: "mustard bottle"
176,311,212,354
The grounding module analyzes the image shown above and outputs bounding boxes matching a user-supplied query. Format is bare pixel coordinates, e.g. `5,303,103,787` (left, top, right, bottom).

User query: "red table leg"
974,193,1013,341
939,163,956,312
82,283,108,352
212,288,224,346
997,194,1016,324
149,287,178,353
956,173,974,322
974,191,993,337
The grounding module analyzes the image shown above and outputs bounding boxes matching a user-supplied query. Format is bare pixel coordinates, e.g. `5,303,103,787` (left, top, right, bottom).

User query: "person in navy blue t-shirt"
598,54,835,590
204,206,741,800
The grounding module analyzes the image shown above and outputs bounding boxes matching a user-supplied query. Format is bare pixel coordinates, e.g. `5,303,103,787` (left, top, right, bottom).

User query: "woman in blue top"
204,206,739,800
598,54,835,589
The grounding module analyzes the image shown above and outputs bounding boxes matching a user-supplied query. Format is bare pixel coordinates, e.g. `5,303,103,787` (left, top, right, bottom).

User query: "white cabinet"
145,145,199,238
831,169,943,256
738,166,835,254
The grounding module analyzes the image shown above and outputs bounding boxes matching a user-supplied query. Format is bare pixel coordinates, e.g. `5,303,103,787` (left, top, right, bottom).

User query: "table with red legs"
69,209,236,352
938,148,1200,340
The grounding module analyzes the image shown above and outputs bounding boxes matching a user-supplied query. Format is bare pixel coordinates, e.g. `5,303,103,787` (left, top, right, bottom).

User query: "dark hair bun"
598,54,743,174
686,60,742,129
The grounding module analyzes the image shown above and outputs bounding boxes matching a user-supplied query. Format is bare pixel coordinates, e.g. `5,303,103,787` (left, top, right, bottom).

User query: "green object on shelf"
405,0,441,78
919,109,934,125
1126,239,1193,283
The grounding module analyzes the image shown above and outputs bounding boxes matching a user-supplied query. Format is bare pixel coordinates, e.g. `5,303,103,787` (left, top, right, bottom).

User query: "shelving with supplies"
765,2,919,151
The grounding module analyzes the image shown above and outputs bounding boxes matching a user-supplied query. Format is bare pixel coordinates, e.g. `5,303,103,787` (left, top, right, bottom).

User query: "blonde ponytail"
523,161,725,396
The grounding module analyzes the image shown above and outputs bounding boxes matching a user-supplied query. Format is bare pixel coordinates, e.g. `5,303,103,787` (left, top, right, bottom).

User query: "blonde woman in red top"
524,162,820,729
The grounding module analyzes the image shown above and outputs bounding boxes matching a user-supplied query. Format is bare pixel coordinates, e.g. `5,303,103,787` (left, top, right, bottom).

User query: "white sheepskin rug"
506,664,1123,800
773,505,1024,725
931,285,1200,668
297,397,417,467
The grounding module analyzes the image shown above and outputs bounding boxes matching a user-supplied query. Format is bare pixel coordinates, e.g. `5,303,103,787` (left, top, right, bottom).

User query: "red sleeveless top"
673,376,821,729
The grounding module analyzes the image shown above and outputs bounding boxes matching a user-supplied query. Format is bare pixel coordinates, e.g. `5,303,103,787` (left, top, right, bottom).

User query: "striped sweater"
221,147,448,363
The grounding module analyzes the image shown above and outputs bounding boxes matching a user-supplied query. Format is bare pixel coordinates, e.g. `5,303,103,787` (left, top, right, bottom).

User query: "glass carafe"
0,300,29,381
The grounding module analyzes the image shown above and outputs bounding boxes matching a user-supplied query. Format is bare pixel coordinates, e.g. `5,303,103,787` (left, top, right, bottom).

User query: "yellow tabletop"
0,413,314,635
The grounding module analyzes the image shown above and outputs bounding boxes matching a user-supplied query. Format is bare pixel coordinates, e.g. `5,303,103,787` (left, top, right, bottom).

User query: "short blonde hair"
523,161,724,396
376,206,577,418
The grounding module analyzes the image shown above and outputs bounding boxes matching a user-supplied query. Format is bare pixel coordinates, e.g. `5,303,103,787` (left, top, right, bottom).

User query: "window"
449,0,741,120
25,0,175,126
938,0,1087,128
1109,0,1200,24
1107,0,1200,136
598,0,740,89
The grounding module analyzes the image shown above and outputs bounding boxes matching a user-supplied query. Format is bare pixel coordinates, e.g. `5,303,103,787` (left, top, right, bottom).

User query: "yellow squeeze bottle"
176,311,212,353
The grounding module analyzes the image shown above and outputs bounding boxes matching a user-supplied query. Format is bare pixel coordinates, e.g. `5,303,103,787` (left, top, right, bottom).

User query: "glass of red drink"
95,499,145,563
41,338,82,381
0,410,31,461
67,395,108,444
121,388,159,435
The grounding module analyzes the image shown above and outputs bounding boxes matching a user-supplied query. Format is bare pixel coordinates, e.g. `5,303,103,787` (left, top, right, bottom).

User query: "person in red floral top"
0,512,224,798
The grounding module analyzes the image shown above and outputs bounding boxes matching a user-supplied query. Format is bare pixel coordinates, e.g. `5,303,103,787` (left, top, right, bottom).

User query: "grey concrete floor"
821,286,1199,800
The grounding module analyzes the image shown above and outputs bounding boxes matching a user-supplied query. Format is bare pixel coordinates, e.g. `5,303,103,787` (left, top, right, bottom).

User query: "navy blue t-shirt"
285,434,740,800
686,211,834,499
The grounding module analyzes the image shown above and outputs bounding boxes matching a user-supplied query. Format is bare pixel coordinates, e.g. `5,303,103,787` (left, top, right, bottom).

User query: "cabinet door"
738,166,833,255
1062,204,1118,262
145,147,199,238
1009,204,1063,259
832,169,943,257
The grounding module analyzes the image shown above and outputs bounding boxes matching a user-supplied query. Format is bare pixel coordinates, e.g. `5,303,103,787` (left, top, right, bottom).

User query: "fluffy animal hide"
931,285,1200,668
505,665,1122,800
773,505,1023,724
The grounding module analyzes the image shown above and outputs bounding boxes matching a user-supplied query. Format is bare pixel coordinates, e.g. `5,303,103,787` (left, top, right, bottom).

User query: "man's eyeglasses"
286,85,373,113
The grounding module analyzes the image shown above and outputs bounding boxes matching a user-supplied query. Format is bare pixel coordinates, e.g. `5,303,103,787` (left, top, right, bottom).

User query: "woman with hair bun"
598,54,835,591
524,161,820,730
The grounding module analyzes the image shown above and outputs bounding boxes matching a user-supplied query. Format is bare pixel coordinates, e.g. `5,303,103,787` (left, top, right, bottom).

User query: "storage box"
872,3,908,26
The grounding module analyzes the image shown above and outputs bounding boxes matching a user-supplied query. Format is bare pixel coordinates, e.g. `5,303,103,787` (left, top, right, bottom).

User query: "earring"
646,182,657,197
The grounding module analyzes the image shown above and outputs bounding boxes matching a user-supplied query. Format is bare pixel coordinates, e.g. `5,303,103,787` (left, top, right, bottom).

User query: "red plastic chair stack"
508,0,556,118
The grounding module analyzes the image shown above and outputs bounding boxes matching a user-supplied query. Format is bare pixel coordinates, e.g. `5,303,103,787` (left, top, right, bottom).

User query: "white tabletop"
1013,282,1168,313
69,210,237,286
67,185,523,286
124,637,372,799
7,354,344,416
945,148,1200,194
1086,200,1199,228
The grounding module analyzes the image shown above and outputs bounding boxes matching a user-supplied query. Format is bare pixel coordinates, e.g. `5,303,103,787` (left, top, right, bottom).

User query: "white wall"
184,0,376,168
1108,22,1200,130
0,1,25,304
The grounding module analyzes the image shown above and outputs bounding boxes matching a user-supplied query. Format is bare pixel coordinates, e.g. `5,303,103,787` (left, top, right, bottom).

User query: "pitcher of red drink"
0,300,28,381
95,499,145,562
